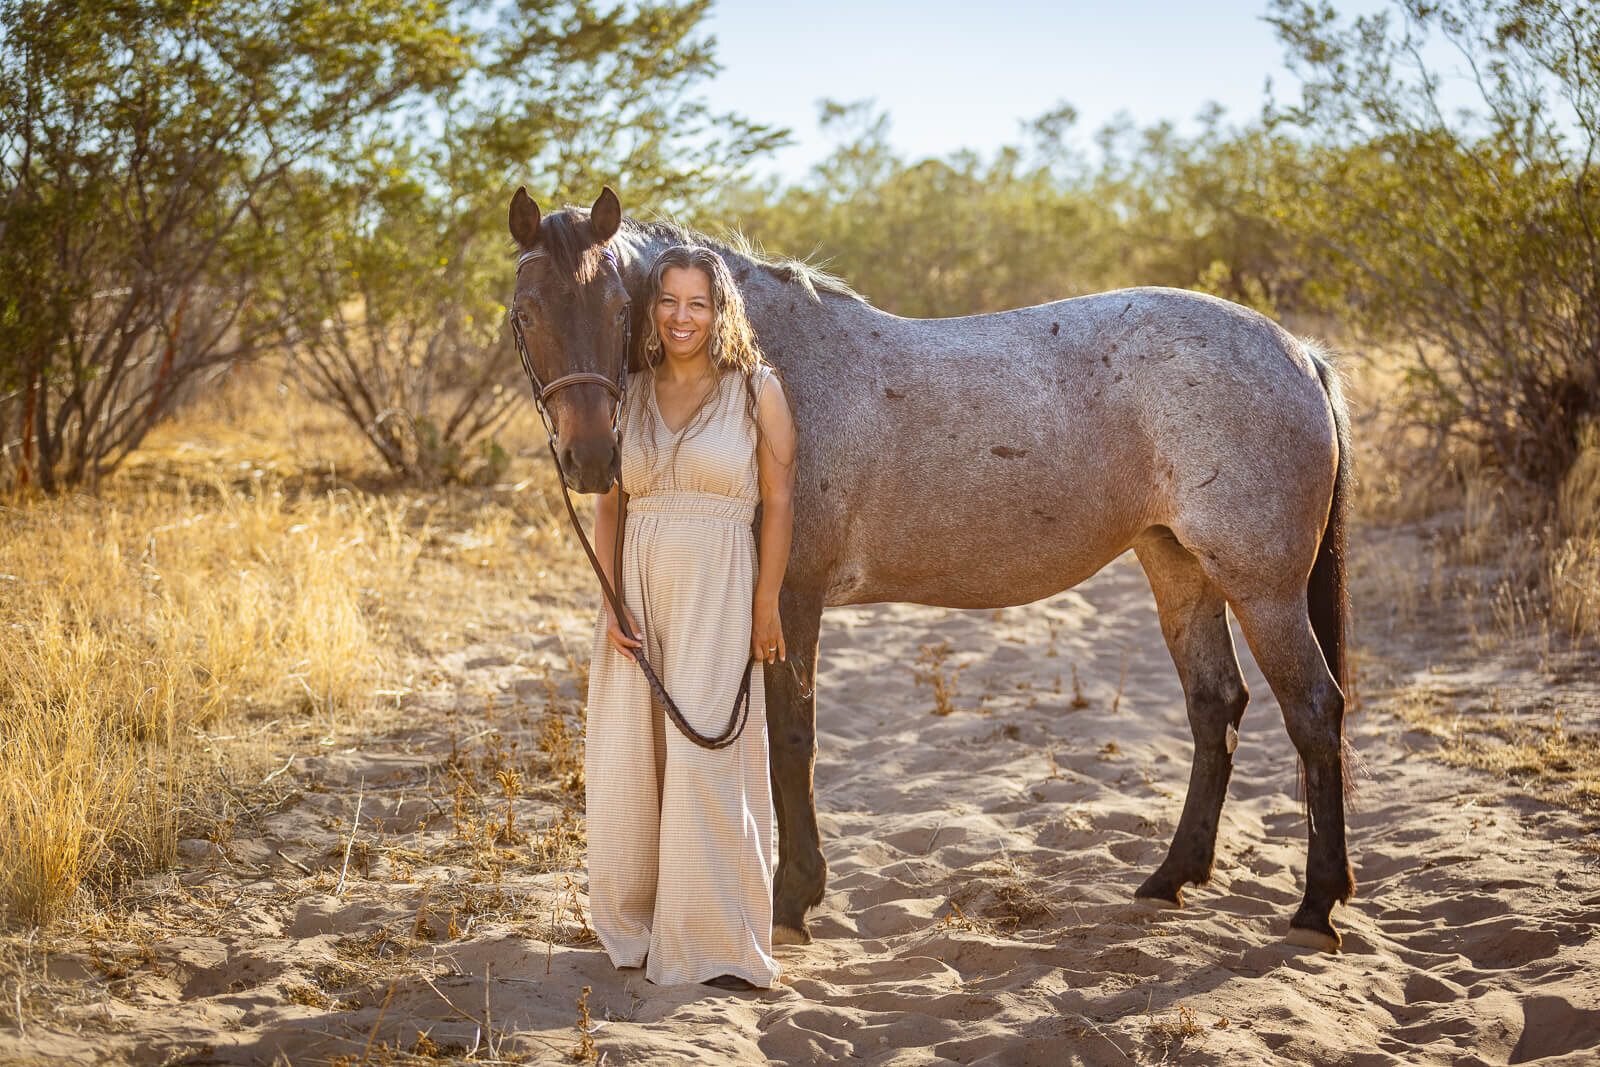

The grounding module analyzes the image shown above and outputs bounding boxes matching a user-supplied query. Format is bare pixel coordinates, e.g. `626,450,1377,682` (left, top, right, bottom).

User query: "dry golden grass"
0,365,585,926
1550,424,1600,643
1342,343,1600,812
1345,340,1600,653
0,475,389,921
1392,685,1600,814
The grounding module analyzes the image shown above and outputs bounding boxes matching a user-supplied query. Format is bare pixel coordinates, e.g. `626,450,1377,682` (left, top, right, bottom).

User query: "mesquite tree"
1267,0,1600,490
0,0,466,490
258,0,786,482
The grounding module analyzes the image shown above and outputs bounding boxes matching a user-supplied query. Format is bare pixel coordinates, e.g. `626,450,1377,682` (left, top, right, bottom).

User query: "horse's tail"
1304,340,1358,804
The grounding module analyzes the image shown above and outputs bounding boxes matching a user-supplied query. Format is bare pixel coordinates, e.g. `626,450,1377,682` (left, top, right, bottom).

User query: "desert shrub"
0,0,466,491
1267,0,1600,492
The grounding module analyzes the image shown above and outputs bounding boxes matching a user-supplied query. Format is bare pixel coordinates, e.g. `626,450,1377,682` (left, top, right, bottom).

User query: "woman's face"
654,266,715,363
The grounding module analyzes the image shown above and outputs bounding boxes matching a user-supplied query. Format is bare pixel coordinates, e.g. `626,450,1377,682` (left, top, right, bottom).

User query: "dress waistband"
627,490,756,524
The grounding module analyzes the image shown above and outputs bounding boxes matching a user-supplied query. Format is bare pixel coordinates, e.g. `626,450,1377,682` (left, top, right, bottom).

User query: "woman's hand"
606,604,644,663
751,593,784,664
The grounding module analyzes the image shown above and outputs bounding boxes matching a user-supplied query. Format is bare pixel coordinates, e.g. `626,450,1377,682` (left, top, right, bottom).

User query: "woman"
585,244,797,991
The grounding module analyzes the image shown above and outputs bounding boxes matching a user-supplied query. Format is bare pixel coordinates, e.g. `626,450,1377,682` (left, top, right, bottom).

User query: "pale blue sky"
699,0,1398,178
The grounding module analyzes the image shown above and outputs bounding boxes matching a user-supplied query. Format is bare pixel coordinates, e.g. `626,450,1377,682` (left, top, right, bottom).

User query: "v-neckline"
650,373,719,436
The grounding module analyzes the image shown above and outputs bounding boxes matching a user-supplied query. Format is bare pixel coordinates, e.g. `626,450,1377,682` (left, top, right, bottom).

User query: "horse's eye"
516,309,530,324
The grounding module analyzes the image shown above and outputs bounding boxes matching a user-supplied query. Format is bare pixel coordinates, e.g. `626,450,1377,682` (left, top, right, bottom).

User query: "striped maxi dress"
584,364,781,988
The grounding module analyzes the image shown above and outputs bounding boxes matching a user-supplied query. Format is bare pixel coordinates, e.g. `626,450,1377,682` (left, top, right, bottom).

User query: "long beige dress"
585,364,780,989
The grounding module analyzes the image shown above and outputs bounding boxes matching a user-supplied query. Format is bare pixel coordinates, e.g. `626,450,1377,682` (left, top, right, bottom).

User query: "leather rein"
509,247,754,751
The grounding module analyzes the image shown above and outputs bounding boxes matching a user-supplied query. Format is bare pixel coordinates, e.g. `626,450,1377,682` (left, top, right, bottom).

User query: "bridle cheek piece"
508,245,754,751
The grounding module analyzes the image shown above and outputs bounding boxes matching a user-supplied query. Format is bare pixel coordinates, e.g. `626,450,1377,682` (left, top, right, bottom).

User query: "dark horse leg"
1231,592,1354,950
767,586,826,944
1132,528,1250,906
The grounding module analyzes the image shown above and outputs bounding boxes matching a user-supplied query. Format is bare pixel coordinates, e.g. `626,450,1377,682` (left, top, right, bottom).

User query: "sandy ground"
3,552,1599,1065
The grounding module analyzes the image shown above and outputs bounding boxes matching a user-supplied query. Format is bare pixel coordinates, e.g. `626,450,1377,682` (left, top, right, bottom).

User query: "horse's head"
507,185,634,494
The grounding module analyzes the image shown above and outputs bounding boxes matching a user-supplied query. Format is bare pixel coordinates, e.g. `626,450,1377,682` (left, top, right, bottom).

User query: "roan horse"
508,186,1356,952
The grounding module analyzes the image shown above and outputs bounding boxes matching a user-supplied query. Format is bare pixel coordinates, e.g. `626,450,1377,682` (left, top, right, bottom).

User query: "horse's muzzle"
560,436,620,495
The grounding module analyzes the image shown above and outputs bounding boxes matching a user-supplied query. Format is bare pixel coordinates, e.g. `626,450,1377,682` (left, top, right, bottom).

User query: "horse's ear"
509,186,541,249
591,186,622,243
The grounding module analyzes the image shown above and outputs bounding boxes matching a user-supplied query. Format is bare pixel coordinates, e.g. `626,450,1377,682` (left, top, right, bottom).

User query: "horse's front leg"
767,585,825,945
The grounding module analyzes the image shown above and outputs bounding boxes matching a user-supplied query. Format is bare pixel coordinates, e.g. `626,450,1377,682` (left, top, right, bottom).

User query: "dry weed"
537,710,585,796
1070,665,1090,709
950,858,1055,932
570,984,597,1061
914,640,969,716
937,899,998,936
528,809,587,875
1148,1002,1205,1060
1394,685,1600,814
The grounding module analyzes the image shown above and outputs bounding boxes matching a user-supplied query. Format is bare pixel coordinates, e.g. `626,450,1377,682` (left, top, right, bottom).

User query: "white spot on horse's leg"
1225,723,1239,754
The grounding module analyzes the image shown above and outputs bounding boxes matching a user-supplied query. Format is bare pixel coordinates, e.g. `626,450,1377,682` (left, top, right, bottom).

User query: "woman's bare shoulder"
751,363,785,399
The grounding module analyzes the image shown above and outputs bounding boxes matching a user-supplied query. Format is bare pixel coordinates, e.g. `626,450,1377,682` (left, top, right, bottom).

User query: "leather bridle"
509,246,754,751
509,247,629,437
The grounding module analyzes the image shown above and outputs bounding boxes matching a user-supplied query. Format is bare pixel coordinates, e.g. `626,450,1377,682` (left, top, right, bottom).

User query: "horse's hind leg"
1229,592,1353,950
1132,528,1250,907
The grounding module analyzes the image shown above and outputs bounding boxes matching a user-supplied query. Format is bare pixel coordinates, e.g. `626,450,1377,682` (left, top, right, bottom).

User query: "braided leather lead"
547,434,754,750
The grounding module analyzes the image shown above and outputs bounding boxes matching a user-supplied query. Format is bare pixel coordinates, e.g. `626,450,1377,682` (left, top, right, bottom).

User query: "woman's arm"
751,372,797,663
595,483,641,660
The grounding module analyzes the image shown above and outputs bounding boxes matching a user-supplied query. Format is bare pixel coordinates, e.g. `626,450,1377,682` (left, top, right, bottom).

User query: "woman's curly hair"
635,245,787,463
642,245,765,376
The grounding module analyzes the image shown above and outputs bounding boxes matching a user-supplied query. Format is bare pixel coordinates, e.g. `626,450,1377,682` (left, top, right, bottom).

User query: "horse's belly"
818,494,1143,609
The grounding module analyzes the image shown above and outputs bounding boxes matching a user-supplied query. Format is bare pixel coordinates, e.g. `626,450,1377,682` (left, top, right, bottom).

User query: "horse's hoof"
1134,870,1186,907
1286,926,1341,953
1133,893,1183,911
772,924,811,946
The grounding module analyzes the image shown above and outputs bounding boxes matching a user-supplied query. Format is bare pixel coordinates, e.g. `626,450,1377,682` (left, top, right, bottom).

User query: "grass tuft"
0,368,583,927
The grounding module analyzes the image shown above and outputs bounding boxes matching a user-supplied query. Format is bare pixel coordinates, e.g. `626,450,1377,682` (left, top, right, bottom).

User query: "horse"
507,186,1356,952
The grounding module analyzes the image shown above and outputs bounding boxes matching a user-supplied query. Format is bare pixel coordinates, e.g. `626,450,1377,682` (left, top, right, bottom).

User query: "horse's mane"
626,218,865,305
534,208,864,305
